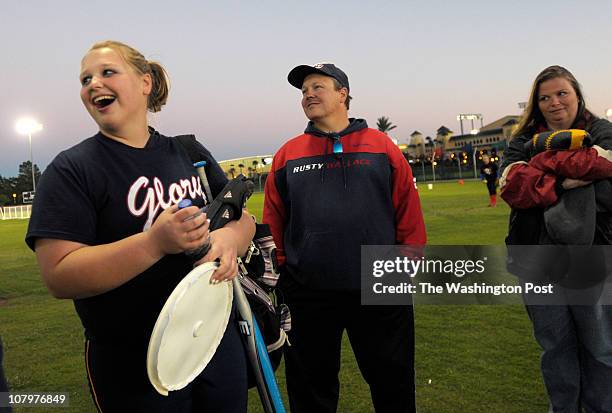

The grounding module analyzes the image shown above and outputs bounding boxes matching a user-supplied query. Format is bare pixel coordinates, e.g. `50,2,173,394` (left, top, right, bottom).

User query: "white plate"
147,262,233,395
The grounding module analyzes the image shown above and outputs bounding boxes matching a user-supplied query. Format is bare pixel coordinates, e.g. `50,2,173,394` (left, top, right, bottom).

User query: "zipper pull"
244,243,260,264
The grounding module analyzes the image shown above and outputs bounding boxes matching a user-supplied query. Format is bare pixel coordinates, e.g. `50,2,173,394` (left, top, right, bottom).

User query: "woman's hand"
561,178,592,190
197,227,239,284
146,204,210,258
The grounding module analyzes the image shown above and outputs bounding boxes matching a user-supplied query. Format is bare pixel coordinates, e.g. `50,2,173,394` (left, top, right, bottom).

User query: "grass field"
0,180,549,412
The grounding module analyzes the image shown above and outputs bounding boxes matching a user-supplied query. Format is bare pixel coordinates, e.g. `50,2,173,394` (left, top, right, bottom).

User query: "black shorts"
85,313,247,413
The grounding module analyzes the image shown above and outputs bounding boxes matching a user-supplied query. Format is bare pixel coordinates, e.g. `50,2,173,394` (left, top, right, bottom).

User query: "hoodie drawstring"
321,139,329,183
306,118,367,189
331,134,347,189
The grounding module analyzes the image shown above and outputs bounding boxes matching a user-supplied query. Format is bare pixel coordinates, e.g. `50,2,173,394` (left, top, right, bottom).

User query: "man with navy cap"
264,63,426,412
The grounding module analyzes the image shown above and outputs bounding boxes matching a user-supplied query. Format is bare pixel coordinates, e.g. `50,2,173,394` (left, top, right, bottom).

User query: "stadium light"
16,117,43,192
606,108,612,121
457,113,483,135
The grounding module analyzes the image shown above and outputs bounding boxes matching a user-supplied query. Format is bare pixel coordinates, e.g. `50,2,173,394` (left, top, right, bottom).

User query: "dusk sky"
2,0,612,177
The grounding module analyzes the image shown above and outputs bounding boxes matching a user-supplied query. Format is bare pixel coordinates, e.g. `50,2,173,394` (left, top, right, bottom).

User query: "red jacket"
501,118,612,210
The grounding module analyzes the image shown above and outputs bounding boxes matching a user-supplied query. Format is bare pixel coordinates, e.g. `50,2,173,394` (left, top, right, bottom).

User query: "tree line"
0,161,41,206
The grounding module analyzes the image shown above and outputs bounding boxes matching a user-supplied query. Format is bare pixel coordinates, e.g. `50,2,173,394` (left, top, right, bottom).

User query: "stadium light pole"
420,139,426,181
260,157,274,192
470,128,480,179
16,118,43,192
426,137,436,182
456,154,462,179
421,157,425,181
457,114,483,136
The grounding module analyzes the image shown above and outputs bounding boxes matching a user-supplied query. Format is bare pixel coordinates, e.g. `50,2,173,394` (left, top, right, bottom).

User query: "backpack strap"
174,134,200,164
174,134,229,202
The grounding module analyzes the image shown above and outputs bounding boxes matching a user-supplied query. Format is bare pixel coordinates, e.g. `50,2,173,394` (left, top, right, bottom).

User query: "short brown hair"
332,78,352,110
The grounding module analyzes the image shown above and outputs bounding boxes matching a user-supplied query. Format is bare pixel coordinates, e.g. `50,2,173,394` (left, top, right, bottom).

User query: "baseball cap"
288,63,350,92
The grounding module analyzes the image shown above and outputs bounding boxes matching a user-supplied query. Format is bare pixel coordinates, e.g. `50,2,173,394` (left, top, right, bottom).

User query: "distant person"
263,62,426,413
500,65,612,412
0,336,12,413
25,40,254,412
480,154,498,207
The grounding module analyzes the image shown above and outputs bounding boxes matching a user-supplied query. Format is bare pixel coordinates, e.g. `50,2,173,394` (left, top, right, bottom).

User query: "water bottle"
178,199,211,260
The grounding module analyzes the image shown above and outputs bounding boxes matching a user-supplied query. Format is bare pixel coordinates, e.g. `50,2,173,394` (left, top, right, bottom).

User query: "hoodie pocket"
296,230,365,290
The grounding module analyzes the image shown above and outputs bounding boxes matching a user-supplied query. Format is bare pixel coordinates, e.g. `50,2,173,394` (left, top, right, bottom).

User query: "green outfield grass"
0,180,548,412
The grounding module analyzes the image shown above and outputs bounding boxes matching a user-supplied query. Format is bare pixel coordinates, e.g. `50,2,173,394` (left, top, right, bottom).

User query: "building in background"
217,155,273,178
447,116,519,159
403,115,520,181
405,115,519,161
217,155,274,191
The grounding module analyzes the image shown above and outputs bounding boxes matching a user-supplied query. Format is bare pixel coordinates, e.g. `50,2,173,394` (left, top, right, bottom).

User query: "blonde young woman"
25,41,254,412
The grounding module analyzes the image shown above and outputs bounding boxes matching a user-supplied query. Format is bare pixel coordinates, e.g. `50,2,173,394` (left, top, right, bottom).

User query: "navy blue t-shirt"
25,129,228,346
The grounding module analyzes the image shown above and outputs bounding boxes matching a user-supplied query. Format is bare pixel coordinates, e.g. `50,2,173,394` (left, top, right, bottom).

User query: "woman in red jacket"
500,65,612,412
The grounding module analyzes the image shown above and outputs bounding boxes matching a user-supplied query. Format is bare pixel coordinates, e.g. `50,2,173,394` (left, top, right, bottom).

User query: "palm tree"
251,160,260,178
376,116,397,134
